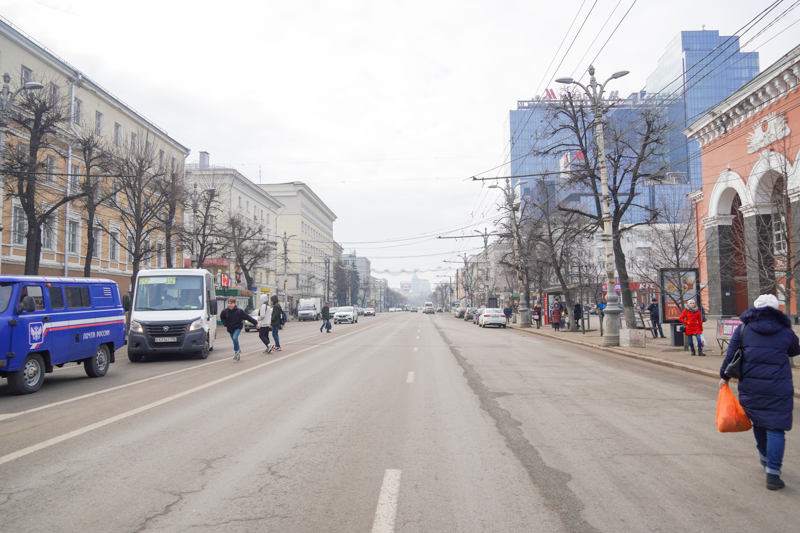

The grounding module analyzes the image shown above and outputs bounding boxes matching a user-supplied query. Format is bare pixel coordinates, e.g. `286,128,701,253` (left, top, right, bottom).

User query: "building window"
246,201,250,212
127,233,134,264
49,83,59,106
42,215,55,250
110,231,119,261
68,220,80,254
114,123,122,146
17,142,28,163
95,111,103,135
92,228,102,258
21,66,32,84
46,155,57,181
774,214,788,254
159,149,165,168
157,246,164,268
145,141,152,157
73,98,83,125
12,207,27,245
130,133,137,152
69,165,81,194
238,197,242,208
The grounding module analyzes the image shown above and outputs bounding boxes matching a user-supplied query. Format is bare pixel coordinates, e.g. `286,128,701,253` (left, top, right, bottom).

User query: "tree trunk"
84,205,97,278
612,231,637,329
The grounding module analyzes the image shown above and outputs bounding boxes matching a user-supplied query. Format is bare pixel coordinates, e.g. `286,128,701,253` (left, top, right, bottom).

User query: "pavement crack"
190,515,287,528
433,322,601,533
134,484,208,532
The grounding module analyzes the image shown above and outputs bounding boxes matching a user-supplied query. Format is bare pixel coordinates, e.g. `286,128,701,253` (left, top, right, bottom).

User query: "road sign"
478,282,485,290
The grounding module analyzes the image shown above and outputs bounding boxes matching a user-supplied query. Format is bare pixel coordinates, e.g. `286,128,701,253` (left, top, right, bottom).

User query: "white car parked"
479,308,507,328
334,306,358,324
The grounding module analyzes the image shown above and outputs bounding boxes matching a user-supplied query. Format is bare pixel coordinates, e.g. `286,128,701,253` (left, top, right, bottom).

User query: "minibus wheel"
197,337,210,359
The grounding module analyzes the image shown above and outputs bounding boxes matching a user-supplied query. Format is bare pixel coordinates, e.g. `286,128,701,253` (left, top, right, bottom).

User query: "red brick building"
685,44,800,319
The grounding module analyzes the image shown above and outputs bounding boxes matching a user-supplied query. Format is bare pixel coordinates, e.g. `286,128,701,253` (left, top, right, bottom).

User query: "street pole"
556,65,629,346
280,232,296,312
0,73,44,275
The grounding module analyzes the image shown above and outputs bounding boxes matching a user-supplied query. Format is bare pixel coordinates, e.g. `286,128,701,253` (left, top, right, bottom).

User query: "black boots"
767,473,785,490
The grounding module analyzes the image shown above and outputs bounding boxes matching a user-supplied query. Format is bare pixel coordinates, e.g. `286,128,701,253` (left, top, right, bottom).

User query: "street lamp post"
489,179,530,327
280,232,296,311
0,73,44,275
556,65,628,347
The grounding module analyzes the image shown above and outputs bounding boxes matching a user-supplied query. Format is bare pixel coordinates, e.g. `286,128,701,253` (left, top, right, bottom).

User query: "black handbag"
725,325,747,378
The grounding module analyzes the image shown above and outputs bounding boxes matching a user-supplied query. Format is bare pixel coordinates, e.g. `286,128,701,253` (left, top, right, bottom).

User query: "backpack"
281,309,287,325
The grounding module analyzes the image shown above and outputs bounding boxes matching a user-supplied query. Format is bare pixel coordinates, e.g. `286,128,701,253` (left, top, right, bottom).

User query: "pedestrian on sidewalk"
573,301,583,331
320,302,332,333
647,298,666,339
532,302,542,329
220,297,259,361
551,300,563,332
257,294,273,353
270,295,284,351
503,304,512,324
719,294,800,491
678,299,704,355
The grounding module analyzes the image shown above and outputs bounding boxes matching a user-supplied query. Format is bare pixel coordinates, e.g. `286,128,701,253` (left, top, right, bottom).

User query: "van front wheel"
8,353,45,394
197,338,210,359
128,351,143,363
85,345,110,378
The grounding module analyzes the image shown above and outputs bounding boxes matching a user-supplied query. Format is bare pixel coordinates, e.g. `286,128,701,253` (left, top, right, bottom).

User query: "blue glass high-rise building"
646,30,759,197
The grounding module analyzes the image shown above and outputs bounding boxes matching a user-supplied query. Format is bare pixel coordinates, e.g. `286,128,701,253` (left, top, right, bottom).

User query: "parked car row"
453,306,507,328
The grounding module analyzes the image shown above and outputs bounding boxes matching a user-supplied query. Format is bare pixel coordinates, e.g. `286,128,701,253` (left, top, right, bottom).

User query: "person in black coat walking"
720,294,800,490
320,302,332,333
220,297,258,361
647,298,665,338
270,295,284,351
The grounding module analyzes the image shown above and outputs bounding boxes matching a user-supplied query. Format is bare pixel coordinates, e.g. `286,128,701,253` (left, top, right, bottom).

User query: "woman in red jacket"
679,299,704,356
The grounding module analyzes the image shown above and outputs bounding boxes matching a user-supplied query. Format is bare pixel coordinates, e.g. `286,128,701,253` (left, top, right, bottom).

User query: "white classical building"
260,182,337,309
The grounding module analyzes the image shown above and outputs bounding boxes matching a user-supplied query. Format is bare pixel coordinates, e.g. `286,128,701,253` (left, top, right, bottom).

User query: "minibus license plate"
155,337,177,343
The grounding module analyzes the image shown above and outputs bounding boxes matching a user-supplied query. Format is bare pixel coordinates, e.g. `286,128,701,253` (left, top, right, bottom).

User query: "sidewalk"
509,322,800,397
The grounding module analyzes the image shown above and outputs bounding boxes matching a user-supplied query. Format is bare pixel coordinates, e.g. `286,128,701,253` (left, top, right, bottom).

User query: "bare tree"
106,131,169,288
536,91,671,327
223,214,274,293
3,76,83,274
155,161,188,269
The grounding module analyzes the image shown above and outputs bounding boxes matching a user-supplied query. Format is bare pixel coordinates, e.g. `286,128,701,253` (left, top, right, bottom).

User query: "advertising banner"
660,268,699,323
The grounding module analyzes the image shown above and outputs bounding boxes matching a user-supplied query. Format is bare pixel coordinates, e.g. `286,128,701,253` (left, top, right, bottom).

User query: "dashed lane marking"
371,469,402,533
0,321,387,466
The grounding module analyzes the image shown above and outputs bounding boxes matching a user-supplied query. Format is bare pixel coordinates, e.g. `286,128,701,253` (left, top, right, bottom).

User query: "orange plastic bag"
716,384,752,433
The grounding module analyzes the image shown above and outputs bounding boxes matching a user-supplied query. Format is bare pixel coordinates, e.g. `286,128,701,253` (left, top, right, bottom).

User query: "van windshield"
135,276,204,311
0,285,12,314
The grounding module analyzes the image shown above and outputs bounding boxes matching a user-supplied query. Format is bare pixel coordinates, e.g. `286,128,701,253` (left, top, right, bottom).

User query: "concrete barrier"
619,328,646,348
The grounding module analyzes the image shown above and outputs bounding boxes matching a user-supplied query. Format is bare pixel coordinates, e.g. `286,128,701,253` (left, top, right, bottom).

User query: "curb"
509,325,800,398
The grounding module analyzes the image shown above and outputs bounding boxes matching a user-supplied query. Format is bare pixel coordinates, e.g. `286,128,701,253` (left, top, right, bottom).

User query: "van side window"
23,285,45,310
0,285,12,313
65,286,91,309
49,286,64,310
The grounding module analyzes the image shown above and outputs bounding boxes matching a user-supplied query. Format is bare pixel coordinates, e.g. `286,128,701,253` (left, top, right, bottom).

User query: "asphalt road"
1,312,798,532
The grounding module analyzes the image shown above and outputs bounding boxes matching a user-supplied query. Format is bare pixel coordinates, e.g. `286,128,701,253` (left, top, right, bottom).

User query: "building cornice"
686,188,704,202
684,44,800,148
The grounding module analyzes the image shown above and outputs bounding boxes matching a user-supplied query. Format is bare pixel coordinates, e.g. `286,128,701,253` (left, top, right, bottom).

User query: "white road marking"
0,327,350,421
413,347,418,352
407,372,414,383
371,469,402,533
0,321,387,465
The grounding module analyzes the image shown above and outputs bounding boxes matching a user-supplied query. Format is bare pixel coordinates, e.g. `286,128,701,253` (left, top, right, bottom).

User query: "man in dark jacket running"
720,294,800,491
220,297,259,361
320,302,331,333
270,295,284,351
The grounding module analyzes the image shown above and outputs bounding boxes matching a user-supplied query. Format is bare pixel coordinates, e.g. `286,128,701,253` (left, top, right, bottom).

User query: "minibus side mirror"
21,295,35,313
122,294,131,312
210,300,218,315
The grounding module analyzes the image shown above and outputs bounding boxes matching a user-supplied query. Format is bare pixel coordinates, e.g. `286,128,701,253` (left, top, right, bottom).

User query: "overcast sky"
2,0,798,288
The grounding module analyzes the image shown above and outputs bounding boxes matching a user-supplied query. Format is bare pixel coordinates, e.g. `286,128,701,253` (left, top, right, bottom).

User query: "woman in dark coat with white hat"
720,294,800,490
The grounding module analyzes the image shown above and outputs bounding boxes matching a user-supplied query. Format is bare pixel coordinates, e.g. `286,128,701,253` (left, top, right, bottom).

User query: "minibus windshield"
135,276,204,311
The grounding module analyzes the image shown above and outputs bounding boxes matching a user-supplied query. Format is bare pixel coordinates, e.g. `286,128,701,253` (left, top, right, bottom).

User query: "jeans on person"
258,327,271,348
753,426,786,475
321,318,331,331
687,333,703,352
230,328,242,352
652,321,664,338
271,327,280,348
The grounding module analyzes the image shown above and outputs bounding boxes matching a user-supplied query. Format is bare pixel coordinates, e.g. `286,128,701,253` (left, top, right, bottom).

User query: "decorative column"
741,205,775,306
703,215,737,317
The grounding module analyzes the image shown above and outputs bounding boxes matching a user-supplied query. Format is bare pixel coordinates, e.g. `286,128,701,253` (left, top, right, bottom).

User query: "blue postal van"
0,276,128,394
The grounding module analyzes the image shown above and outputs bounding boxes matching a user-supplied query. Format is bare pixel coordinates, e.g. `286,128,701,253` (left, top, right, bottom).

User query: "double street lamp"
0,73,44,274
556,65,628,346
489,179,530,328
